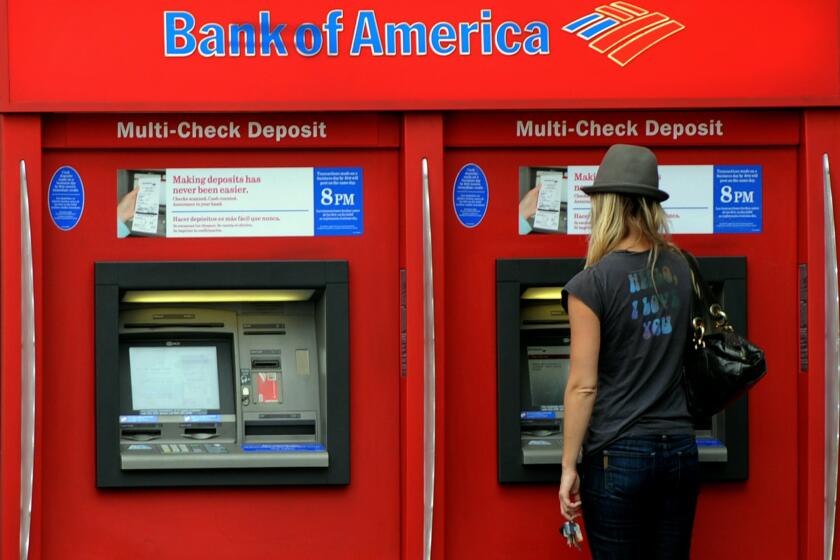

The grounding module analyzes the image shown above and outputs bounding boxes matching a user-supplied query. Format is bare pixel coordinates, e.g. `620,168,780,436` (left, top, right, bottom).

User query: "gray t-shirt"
563,248,694,455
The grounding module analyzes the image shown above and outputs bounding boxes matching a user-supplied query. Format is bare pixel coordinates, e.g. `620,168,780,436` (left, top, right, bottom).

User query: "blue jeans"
580,434,699,560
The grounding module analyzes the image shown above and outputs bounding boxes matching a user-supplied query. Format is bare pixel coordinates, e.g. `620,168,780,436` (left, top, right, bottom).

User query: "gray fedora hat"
582,144,669,202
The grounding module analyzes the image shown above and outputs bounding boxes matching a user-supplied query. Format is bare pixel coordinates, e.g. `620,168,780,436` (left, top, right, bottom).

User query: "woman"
557,144,699,559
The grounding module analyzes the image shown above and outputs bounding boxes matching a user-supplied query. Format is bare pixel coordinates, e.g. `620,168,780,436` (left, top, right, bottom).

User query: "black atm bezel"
496,256,749,484
95,260,350,488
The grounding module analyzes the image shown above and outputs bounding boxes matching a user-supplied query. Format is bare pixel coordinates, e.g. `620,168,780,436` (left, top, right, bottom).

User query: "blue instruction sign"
453,163,489,228
314,167,363,236
48,166,84,231
713,165,762,233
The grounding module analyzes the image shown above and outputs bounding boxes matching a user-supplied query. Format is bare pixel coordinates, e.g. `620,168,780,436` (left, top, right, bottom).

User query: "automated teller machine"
95,261,349,487
497,257,749,483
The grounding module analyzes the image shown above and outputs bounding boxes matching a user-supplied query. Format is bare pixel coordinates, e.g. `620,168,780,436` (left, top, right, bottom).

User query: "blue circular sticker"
48,166,84,231
453,163,488,228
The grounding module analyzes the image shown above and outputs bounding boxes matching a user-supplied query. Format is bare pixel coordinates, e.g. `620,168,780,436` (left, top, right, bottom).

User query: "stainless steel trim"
20,160,36,560
422,158,436,560
824,153,839,560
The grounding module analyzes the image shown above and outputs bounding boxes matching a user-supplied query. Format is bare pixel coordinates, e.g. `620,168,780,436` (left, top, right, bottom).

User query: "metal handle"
824,153,839,560
20,160,36,560
421,158,436,560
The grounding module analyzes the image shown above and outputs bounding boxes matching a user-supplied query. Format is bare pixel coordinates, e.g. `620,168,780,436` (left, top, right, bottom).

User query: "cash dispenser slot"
497,257,750,483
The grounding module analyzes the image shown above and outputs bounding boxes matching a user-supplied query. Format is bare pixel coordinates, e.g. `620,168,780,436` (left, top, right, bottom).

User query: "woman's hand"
558,467,582,521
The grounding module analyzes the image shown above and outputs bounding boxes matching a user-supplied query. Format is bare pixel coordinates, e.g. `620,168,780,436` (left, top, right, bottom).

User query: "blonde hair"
586,193,676,273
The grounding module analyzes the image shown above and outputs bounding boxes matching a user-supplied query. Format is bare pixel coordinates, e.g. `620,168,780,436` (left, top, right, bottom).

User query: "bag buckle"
692,317,706,349
709,303,734,332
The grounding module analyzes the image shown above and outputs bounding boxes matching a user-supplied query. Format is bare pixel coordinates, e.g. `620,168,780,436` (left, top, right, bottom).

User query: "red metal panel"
799,110,840,560
401,117,422,560
0,115,42,560
0,115,21,560
2,1,840,111
401,114,446,560
37,145,401,559
0,0,8,108
442,143,799,559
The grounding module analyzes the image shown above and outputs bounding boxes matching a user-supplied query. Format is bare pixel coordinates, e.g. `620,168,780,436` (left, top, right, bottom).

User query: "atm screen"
119,336,235,414
129,346,220,411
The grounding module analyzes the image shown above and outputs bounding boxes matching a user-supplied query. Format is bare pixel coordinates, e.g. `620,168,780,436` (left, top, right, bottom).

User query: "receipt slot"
497,257,749,483
96,260,349,487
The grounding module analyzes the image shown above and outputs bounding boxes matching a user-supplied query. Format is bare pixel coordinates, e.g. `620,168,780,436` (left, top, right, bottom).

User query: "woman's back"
564,248,694,454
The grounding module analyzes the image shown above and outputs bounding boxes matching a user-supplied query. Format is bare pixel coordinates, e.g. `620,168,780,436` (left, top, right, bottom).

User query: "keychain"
560,520,584,551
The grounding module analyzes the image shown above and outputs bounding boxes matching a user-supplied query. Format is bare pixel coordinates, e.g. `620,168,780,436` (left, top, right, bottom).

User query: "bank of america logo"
564,2,684,67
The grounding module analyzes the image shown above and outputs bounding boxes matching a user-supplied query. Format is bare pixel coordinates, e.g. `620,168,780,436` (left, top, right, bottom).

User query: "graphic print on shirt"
628,264,680,339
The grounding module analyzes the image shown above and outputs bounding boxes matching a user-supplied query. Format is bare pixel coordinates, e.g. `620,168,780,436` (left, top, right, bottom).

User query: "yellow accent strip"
122,289,315,303
521,287,564,300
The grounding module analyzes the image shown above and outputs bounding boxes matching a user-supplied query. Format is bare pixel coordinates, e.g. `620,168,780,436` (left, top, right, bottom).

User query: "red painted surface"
400,114,446,560
0,0,9,108
3,0,840,111
36,143,401,559
799,111,840,560
442,143,799,558
0,115,43,560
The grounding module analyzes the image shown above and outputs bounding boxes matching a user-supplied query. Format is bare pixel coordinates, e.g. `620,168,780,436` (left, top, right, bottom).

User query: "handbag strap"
680,249,733,335
680,250,714,312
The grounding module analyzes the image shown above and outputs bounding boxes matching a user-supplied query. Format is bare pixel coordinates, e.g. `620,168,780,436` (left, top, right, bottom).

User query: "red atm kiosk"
2,2,840,559
443,112,801,557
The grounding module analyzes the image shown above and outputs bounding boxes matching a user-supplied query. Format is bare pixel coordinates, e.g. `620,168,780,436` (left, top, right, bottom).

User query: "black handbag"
680,251,767,418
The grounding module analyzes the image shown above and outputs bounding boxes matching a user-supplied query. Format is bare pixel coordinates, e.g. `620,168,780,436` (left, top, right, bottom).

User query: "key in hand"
561,521,584,551
573,522,583,549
